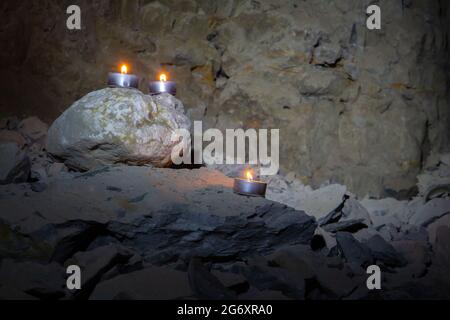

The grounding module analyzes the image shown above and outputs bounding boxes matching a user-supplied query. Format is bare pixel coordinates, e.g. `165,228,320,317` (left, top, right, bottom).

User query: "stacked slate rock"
0,116,59,186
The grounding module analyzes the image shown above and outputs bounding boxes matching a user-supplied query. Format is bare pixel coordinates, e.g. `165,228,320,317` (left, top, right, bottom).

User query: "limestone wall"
1,0,449,196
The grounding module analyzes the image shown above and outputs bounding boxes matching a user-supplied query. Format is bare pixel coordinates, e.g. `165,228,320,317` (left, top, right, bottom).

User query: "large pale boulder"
46,89,190,170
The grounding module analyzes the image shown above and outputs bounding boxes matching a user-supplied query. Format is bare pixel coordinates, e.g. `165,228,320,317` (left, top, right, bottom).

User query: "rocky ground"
1,115,450,300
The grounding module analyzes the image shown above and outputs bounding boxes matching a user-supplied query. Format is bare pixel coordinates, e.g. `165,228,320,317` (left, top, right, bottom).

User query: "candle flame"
246,170,253,181
159,73,167,82
121,65,128,74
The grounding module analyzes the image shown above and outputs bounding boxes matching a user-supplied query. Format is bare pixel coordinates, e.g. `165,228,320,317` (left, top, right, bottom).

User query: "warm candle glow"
246,170,253,181
159,73,167,82
121,65,128,74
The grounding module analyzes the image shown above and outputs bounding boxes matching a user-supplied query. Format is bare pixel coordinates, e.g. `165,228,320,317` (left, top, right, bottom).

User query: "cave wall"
1,0,449,197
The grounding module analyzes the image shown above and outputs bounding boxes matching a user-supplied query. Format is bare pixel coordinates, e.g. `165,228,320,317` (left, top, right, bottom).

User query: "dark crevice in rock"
310,234,326,251
424,184,450,203
314,57,343,69
305,277,322,298
383,186,419,201
309,37,322,64
322,219,368,234
161,62,175,68
349,23,357,47
379,100,393,114
420,119,431,171
215,66,229,80
49,222,108,264
417,33,427,64
206,31,218,42
73,251,132,300
191,254,242,265
318,195,350,227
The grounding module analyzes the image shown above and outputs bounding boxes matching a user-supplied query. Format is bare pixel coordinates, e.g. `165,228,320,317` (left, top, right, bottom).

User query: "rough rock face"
46,89,190,170
1,0,449,196
0,166,316,264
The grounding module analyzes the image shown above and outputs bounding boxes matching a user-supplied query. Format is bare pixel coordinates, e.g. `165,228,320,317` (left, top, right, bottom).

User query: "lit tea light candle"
233,170,267,197
107,64,139,89
148,73,177,96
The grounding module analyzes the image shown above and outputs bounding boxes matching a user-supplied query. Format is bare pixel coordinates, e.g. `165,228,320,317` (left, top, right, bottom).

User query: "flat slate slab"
0,166,316,263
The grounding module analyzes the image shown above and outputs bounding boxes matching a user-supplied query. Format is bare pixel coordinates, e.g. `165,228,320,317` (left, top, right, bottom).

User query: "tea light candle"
107,64,139,89
233,170,267,197
149,73,177,96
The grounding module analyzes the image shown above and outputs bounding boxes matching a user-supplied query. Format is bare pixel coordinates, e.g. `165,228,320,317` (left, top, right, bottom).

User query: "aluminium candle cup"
233,178,267,197
107,72,139,89
148,81,177,96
